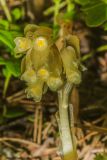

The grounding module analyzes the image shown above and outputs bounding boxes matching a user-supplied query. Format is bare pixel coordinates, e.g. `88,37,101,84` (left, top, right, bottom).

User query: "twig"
78,131,98,144
42,122,52,140
7,90,25,101
91,148,107,153
92,114,106,124
43,1,67,16
0,137,39,147
77,122,107,133
2,141,21,151
32,138,54,157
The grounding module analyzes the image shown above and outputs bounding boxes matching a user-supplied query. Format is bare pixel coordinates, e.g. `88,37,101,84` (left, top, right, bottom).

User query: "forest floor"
0,0,107,160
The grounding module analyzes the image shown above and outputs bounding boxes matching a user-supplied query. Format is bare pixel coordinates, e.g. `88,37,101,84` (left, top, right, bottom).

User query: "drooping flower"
14,24,63,102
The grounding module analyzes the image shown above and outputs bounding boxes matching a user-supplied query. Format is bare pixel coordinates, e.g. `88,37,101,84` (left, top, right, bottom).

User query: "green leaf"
0,19,9,30
103,21,107,30
10,31,23,39
27,115,34,122
0,115,4,124
74,0,103,5
81,52,94,61
4,107,26,118
94,154,107,160
82,2,107,26
74,0,90,5
0,57,21,77
102,0,107,4
6,60,21,77
53,0,61,4
2,68,11,97
0,57,6,65
64,7,76,20
0,29,15,50
74,0,107,26
0,57,21,96
97,45,107,52
12,8,22,21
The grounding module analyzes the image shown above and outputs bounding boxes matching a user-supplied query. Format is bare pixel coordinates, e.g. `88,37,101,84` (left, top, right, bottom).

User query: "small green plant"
44,0,107,28
0,17,23,96
74,0,107,27
0,57,20,96
0,29,21,96
0,0,25,97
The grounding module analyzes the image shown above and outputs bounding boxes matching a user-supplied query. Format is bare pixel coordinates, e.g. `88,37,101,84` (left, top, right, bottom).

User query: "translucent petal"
25,51,33,70
21,57,26,74
25,79,44,102
47,76,63,91
67,70,81,84
60,46,81,84
14,37,32,57
66,35,80,58
37,68,49,81
24,24,38,35
47,44,62,76
21,51,33,74
21,69,37,84
30,47,49,71
33,26,52,38
43,83,48,94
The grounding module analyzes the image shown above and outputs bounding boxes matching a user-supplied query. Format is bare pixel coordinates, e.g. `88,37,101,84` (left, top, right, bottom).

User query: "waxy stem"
58,83,78,160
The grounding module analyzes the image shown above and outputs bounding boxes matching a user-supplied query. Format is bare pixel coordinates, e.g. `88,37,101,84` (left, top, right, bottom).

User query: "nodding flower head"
14,24,53,58
14,24,63,102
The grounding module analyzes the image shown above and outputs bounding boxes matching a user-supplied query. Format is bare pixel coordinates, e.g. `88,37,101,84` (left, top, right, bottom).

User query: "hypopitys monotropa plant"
14,24,82,160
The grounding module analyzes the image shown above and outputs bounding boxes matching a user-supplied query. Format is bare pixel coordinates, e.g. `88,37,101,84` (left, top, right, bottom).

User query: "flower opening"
35,37,48,50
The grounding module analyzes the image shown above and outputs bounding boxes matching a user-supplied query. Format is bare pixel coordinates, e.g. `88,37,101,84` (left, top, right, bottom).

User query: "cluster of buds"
14,24,82,102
